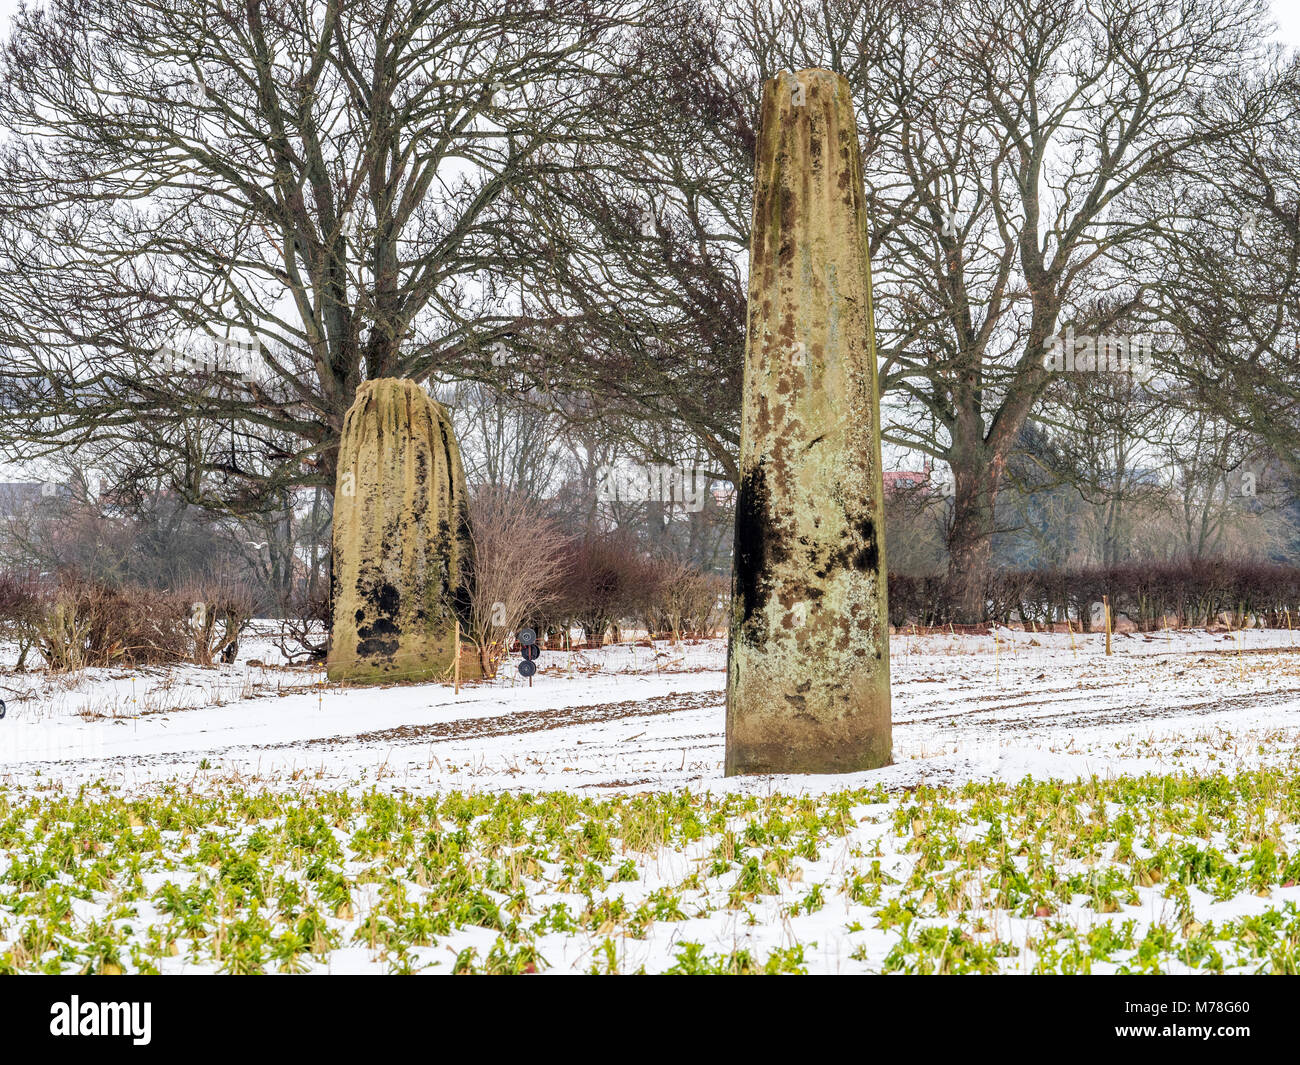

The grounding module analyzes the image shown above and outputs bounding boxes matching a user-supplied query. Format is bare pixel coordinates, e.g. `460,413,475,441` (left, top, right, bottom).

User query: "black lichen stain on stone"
806,514,880,580
356,580,401,659
734,462,788,634
410,450,431,534
853,516,879,572
434,517,454,599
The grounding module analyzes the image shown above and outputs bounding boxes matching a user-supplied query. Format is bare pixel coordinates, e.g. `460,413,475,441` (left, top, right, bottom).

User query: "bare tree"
0,0,646,519
1151,52,1300,481
1037,363,1170,566
522,0,1274,619
444,380,565,498
835,0,1267,616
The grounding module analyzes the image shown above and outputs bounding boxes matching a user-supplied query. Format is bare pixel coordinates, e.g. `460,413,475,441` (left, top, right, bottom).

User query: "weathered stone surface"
328,378,479,684
725,68,891,775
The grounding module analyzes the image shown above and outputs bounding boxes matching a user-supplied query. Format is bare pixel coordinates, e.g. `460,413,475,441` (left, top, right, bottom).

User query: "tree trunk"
946,455,1000,624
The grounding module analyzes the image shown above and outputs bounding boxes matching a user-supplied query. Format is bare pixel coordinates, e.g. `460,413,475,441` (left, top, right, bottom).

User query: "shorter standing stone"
328,378,479,685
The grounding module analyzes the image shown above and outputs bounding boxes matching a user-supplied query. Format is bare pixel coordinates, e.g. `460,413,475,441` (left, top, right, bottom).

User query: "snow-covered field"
4,625,1300,975
3,625,1299,796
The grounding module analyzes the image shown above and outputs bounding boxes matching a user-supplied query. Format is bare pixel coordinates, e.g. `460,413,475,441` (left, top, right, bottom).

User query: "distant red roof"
883,471,929,490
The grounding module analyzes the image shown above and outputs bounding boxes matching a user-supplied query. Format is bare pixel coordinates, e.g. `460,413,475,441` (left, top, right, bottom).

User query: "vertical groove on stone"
328,378,479,684
725,68,891,775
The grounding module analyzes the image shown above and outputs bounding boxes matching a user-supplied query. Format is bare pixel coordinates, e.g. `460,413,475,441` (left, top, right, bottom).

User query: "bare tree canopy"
513,0,1283,618
1,0,1297,622
0,0,647,512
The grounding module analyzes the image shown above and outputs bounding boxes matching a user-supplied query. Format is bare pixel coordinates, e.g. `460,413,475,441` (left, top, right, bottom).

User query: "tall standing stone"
328,378,479,684
726,69,891,775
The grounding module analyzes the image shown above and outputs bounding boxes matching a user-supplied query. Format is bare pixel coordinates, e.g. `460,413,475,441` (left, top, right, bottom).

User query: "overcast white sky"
0,0,1298,45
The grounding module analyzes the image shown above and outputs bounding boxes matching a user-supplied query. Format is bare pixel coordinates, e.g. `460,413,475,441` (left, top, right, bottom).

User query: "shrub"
887,573,951,628
886,560,1300,629
32,574,191,670
553,536,652,647
180,579,257,666
641,558,727,642
0,571,48,670
463,489,570,678
275,584,330,663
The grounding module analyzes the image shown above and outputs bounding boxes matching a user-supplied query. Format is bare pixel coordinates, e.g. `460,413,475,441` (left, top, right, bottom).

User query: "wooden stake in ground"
1103,595,1112,656
725,68,891,775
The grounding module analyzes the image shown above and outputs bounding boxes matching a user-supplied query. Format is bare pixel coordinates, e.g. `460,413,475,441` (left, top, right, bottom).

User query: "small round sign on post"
517,628,540,685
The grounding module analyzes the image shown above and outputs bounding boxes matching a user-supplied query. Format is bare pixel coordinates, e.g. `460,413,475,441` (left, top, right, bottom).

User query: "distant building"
883,459,934,495
0,481,66,519
882,470,930,492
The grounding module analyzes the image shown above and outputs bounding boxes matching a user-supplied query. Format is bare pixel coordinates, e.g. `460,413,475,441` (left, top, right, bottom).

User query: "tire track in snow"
253,688,726,753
